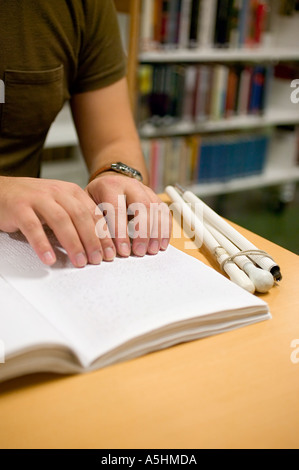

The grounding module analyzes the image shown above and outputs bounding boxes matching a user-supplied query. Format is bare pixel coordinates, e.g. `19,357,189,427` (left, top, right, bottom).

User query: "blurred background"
41,0,299,254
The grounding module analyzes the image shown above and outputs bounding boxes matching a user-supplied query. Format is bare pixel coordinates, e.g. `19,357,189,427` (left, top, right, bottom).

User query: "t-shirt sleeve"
72,0,127,93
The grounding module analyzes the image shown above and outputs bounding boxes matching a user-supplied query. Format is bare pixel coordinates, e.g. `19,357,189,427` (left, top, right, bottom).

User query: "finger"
64,189,116,263
147,202,161,255
17,207,57,266
127,196,151,258
94,204,116,262
94,189,131,258
143,187,172,251
34,199,89,268
158,201,172,250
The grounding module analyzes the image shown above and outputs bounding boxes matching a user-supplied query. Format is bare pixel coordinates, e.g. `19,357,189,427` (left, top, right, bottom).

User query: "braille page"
0,272,78,382
0,275,69,358
0,231,270,368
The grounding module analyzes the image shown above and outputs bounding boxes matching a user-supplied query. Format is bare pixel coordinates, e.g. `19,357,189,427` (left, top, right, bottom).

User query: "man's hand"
0,175,172,268
86,172,172,258
0,176,115,268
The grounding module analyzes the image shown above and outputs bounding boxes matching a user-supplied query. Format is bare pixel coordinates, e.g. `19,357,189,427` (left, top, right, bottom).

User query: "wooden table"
0,201,298,449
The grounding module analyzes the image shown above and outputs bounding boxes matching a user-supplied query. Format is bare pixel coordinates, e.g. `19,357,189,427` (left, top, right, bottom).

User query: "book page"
0,275,69,358
0,230,269,368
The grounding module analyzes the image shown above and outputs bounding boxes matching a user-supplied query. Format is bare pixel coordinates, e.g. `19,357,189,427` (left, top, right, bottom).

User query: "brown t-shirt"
0,0,127,177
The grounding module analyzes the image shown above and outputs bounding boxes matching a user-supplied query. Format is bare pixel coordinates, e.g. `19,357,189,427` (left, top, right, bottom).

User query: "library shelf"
46,106,299,149
139,47,299,64
139,110,299,139
188,167,299,198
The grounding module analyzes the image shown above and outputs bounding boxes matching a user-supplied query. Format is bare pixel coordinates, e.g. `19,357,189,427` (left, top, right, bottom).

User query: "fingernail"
161,239,169,250
104,247,115,261
75,252,87,268
42,251,56,265
120,243,131,257
149,240,159,254
135,243,147,257
90,251,102,265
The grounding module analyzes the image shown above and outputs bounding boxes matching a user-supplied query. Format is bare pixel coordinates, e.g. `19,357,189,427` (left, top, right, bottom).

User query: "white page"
0,231,269,367
0,275,69,358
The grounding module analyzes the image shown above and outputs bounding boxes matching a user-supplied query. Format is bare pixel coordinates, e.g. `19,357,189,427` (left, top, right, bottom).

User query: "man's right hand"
0,176,115,268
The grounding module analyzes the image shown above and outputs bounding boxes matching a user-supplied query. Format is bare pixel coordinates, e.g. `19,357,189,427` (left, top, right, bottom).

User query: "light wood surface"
0,197,298,449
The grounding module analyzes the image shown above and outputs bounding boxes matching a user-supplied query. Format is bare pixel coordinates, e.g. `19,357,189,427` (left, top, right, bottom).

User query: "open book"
0,230,271,383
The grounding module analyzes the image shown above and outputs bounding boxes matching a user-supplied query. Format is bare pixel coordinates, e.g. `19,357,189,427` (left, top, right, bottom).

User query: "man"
0,0,171,268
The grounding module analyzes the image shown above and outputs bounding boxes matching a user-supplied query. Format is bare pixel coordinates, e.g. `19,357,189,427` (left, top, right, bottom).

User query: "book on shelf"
0,229,271,383
194,132,269,183
137,63,271,127
139,0,279,51
141,130,270,192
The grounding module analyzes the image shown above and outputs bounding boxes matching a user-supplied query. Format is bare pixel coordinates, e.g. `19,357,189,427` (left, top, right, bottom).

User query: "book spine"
214,0,233,47
157,138,166,192
210,65,229,119
174,0,183,45
178,0,192,48
182,65,198,121
141,139,151,173
195,65,210,121
179,139,189,185
186,136,200,183
248,65,265,114
166,0,181,47
246,0,259,47
197,140,209,183
260,64,273,112
140,0,155,51
225,66,239,117
137,65,153,123
197,0,218,48
189,0,202,48
153,0,163,46
229,0,242,47
192,66,200,120
237,66,252,114
238,0,250,47
149,139,158,191
164,138,183,185
160,0,170,45
172,65,186,120
225,137,237,181
255,1,268,44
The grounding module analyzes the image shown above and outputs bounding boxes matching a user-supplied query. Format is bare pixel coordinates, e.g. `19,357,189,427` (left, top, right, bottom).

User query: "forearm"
71,78,149,186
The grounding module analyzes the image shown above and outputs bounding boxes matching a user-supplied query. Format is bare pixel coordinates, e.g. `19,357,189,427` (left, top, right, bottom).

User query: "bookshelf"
43,0,299,199
137,0,299,195
139,47,299,63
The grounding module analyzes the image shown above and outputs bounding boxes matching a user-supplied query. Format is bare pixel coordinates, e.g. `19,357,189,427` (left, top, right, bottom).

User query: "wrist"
88,162,144,184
